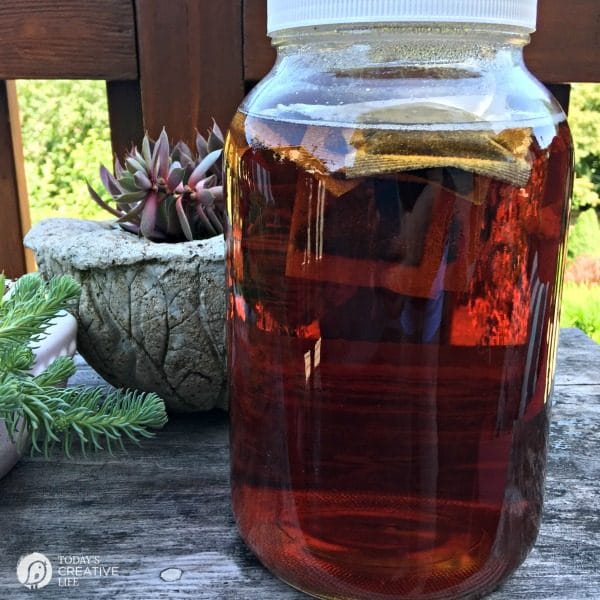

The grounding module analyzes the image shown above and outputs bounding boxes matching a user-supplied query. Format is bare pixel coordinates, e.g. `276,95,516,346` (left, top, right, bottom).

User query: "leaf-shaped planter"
0,309,77,479
25,218,226,412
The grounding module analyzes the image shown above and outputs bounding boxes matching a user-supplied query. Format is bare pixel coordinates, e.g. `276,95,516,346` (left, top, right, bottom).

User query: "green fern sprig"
0,272,168,457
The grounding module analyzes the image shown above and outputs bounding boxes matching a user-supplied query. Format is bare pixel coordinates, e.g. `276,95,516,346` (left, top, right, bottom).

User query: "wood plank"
0,329,597,598
0,0,137,80
135,0,245,148
5,81,35,272
106,80,145,158
0,81,27,278
526,0,600,83
243,0,600,84
243,0,275,84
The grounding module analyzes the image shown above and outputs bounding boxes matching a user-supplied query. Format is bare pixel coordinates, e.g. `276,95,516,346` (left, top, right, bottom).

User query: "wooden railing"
1,0,599,278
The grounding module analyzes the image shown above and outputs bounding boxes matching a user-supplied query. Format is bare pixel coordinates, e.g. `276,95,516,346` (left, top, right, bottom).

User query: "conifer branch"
0,273,168,457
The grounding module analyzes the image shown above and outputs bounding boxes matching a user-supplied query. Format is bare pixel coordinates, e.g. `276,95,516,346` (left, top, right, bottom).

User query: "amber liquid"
225,113,572,600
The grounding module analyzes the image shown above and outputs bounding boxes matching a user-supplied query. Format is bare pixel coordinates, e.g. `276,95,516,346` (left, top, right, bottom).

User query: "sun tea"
225,109,572,599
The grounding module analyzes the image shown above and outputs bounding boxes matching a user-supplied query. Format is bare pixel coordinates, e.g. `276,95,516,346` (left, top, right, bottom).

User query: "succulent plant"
88,123,225,242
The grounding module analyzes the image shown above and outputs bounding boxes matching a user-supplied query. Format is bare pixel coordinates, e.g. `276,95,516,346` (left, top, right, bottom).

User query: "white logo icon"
16,552,53,589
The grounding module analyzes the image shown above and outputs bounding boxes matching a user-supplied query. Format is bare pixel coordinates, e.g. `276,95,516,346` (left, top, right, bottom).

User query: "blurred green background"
16,80,600,342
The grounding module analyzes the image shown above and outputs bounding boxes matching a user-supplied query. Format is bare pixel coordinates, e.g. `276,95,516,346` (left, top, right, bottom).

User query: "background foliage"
16,80,600,341
561,283,600,343
17,80,110,222
569,83,600,262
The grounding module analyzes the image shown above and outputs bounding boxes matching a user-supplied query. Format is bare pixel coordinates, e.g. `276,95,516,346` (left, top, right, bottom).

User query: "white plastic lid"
267,0,538,34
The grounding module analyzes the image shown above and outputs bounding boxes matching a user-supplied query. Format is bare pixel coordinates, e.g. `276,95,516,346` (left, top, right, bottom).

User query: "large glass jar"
224,1,573,598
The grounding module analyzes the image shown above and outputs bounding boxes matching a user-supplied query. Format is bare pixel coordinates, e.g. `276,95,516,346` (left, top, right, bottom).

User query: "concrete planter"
0,308,77,479
25,219,226,412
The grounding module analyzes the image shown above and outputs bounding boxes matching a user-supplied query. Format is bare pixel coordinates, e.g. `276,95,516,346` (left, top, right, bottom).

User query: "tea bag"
255,102,533,189
345,126,532,187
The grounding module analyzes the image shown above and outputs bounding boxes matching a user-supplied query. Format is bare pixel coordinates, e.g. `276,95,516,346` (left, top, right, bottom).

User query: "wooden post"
106,80,144,157
135,0,245,147
0,80,33,277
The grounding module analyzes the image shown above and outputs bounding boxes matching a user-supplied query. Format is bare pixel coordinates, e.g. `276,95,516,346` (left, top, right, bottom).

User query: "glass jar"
224,1,573,598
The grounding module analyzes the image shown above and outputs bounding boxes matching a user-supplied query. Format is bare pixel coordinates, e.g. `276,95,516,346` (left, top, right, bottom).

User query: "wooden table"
0,328,598,599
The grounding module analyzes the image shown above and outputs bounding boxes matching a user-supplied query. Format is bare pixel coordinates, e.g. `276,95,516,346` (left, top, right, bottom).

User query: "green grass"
560,283,600,343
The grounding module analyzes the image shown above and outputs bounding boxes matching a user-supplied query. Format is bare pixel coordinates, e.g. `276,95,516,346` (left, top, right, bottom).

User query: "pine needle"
0,273,168,456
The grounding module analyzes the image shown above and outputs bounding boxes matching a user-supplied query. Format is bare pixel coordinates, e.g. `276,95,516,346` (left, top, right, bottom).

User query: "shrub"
17,80,110,224
568,208,600,259
560,282,600,343
569,83,600,214
565,255,600,284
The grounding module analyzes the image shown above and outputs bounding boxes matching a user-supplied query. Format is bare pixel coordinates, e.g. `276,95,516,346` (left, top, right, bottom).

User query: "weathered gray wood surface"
0,329,598,599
